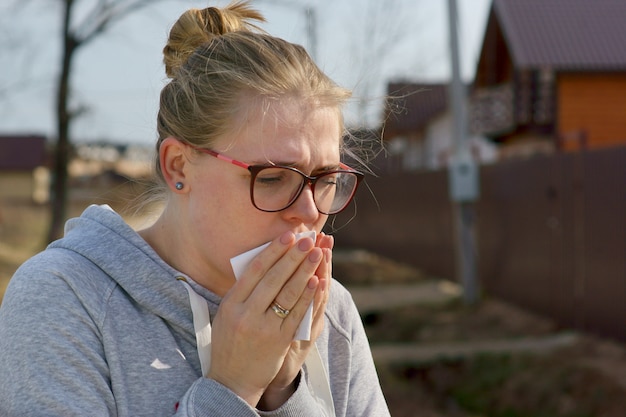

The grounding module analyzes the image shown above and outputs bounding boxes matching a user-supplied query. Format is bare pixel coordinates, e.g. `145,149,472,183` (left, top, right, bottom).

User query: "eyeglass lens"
251,167,358,214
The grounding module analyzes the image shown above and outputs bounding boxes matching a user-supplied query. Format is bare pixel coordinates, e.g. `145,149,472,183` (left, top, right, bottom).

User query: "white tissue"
230,231,316,341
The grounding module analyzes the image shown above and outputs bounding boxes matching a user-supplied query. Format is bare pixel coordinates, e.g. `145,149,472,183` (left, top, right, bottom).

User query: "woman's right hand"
207,231,324,407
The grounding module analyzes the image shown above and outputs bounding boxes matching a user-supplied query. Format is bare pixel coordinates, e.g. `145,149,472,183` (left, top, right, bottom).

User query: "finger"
309,277,330,340
268,245,323,312
228,231,295,304
314,234,333,278
318,233,335,249
314,246,332,283
316,233,334,250
275,275,319,336
247,237,319,311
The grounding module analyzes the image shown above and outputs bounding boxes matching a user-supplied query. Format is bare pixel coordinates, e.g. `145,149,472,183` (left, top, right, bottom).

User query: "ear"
159,137,189,193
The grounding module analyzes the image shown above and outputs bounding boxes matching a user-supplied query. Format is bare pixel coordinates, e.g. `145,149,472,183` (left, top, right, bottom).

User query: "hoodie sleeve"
323,281,392,417
0,257,117,416
343,297,391,417
174,373,327,417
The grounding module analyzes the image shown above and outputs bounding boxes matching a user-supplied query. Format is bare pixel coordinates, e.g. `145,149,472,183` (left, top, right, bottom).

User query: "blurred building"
382,0,626,169
382,82,498,172
0,135,48,203
472,0,626,156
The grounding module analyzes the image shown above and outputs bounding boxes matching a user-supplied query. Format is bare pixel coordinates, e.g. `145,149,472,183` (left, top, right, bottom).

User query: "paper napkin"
230,231,316,340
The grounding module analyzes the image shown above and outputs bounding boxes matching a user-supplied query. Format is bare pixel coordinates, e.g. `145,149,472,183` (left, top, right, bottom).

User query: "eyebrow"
317,164,342,173
261,161,342,173
249,158,340,171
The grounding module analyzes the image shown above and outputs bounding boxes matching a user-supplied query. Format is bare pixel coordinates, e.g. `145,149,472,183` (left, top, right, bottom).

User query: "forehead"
218,96,343,163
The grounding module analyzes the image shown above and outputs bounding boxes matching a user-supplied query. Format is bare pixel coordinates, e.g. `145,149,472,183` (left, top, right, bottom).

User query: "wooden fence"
333,146,626,342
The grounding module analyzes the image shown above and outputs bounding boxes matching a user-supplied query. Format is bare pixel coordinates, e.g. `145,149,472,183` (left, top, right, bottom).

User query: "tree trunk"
47,0,77,242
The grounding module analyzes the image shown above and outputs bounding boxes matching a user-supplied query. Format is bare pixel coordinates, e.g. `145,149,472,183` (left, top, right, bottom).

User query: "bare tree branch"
347,0,431,127
47,0,166,241
75,0,157,45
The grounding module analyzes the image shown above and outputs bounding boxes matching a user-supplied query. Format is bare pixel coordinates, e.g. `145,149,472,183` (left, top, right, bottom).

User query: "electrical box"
448,153,479,202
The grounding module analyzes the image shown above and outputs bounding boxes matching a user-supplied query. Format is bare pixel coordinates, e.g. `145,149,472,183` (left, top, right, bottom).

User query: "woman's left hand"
257,233,333,410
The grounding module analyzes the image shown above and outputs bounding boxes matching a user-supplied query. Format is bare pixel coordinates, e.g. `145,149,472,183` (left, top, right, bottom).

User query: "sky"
0,0,491,145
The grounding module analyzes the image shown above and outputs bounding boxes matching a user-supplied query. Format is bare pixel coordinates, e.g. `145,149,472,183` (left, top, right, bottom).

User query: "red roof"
0,135,47,171
494,0,626,70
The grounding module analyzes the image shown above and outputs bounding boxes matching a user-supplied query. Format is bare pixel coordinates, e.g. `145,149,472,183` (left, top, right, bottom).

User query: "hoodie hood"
49,204,208,343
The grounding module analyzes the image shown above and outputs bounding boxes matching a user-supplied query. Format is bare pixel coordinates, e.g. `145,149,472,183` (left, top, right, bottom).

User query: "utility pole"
446,0,479,305
304,6,317,61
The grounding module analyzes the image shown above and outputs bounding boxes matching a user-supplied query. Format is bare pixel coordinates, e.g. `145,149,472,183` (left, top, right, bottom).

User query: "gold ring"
271,301,290,319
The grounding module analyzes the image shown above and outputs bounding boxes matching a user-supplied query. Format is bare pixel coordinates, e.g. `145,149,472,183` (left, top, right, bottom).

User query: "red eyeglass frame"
185,143,364,214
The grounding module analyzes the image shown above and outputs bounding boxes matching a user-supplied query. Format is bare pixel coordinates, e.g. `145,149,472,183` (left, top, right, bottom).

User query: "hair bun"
163,1,265,78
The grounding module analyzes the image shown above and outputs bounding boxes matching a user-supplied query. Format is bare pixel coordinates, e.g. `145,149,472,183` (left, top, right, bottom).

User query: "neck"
138,211,234,297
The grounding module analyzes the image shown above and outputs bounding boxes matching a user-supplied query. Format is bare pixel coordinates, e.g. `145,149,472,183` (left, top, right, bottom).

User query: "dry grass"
336,256,626,417
0,202,49,301
0,181,158,302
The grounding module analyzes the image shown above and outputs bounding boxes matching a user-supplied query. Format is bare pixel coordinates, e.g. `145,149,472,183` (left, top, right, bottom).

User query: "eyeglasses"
187,144,364,215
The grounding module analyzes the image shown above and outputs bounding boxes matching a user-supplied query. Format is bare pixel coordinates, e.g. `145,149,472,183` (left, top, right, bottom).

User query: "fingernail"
308,276,319,289
308,249,322,263
281,231,294,245
298,238,314,251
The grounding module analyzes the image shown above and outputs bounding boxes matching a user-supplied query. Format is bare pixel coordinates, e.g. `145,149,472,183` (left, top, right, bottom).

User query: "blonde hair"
154,1,352,186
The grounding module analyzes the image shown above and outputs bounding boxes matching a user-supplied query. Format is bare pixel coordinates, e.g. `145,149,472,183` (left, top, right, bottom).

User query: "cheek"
189,178,261,243
191,185,246,230
190,168,249,214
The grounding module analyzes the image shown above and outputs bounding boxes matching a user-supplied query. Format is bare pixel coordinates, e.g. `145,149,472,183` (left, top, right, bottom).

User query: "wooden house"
382,82,497,171
0,135,47,202
473,0,626,152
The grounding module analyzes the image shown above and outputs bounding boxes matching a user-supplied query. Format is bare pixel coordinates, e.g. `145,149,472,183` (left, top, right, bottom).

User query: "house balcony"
469,83,515,137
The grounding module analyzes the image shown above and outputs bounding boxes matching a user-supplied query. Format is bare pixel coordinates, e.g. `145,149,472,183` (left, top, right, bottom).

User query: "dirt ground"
1,195,626,417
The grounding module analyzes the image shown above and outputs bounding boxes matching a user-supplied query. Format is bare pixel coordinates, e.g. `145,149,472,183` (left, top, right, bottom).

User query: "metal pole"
305,6,317,61
447,0,466,156
447,0,479,305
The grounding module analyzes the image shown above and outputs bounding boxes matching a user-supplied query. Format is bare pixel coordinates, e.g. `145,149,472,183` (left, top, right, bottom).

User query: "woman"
0,2,390,416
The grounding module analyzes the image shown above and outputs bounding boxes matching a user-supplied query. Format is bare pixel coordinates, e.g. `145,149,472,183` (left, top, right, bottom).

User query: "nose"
282,184,320,222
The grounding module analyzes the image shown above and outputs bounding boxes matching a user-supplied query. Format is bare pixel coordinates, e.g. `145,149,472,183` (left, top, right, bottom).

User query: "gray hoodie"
0,205,389,417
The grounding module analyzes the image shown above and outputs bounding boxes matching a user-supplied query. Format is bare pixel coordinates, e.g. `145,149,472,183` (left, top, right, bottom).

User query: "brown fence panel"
332,169,456,280
333,147,626,342
477,156,557,317
577,149,626,339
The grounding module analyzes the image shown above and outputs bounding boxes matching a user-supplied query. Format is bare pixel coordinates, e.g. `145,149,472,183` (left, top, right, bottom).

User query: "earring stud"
175,182,184,190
